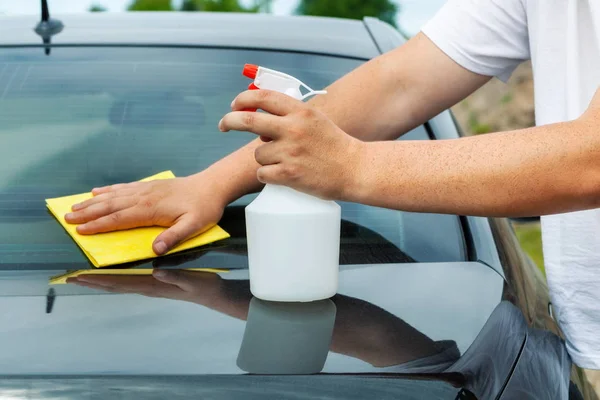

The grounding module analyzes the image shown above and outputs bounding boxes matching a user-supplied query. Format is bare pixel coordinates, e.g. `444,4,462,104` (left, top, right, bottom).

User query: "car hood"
0,375,466,400
0,262,503,376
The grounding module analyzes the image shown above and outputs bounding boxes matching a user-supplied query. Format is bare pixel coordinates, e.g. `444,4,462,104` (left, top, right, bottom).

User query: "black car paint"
0,12,595,400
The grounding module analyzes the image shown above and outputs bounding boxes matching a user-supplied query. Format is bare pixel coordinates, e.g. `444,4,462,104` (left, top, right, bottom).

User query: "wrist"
341,139,370,203
186,168,233,209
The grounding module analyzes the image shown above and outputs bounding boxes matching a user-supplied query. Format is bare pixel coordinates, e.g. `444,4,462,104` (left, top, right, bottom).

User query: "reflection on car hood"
0,262,503,376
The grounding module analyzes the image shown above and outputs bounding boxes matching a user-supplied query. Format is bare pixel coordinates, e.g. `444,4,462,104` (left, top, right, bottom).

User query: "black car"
0,8,596,400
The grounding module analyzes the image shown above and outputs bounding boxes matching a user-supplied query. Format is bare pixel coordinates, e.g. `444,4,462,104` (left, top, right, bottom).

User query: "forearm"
205,33,489,204
330,294,438,367
310,33,489,141
193,140,264,204
349,119,600,217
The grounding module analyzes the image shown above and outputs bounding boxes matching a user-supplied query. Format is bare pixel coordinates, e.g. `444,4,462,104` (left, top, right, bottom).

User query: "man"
65,0,600,368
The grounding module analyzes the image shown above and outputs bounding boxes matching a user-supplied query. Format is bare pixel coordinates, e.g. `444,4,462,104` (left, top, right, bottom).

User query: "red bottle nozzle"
248,83,259,90
243,64,259,79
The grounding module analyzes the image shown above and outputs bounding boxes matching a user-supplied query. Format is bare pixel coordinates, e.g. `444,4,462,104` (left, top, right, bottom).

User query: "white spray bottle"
242,64,341,302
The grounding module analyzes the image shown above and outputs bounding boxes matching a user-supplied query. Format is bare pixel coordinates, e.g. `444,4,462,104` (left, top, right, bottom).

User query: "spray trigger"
242,64,327,102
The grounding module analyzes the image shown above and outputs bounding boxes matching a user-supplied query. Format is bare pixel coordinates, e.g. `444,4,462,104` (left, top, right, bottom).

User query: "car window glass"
0,47,465,272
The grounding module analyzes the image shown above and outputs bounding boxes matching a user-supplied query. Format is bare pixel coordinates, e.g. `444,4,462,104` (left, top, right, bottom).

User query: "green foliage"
89,3,107,12
473,123,492,134
127,0,173,11
296,0,398,27
181,0,272,12
468,111,479,131
513,222,545,273
467,111,492,134
500,93,513,105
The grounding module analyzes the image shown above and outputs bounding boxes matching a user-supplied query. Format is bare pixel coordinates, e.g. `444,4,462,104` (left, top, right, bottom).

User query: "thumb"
153,269,217,292
153,269,187,287
152,216,200,255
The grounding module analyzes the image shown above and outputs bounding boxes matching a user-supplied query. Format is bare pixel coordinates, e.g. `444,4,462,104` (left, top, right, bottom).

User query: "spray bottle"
242,64,341,302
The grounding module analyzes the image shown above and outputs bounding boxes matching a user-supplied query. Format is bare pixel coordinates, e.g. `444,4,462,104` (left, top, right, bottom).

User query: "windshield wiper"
33,0,64,56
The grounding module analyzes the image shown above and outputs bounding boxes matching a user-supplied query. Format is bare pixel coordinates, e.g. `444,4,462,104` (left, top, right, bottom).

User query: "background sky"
0,0,446,36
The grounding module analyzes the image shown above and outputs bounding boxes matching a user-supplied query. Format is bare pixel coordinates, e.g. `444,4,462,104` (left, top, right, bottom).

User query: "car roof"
0,12,383,59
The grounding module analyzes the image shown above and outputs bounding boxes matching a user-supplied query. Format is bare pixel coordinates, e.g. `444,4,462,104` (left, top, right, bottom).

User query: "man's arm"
223,86,600,218
213,33,491,202
351,100,600,217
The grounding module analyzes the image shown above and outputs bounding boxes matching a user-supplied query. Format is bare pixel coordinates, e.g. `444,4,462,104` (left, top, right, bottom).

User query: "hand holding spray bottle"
242,64,341,302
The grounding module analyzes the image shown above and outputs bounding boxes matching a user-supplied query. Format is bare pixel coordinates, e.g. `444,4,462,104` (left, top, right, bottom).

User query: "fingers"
91,182,140,196
69,275,181,298
71,192,114,212
75,207,154,235
66,196,138,225
153,216,205,255
231,90,300,116
256,164,292,185
219,111,285,140
153,269,221,292
68,278,122,293
71,189,139,212
254,142,283,166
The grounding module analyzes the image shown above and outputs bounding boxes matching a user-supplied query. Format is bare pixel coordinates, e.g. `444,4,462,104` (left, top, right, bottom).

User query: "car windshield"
0,47,466,275
0,48,505,400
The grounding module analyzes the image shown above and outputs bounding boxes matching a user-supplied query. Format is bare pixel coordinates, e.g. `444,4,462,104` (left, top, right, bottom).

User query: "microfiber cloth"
46,171,230,268
49,268,227,285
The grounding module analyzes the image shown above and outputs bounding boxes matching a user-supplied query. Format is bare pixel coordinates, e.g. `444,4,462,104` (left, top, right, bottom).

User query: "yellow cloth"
49,268,227,285
46,171,230,267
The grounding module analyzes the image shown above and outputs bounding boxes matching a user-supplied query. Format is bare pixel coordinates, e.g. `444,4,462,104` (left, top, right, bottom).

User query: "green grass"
500,93,514,104
472,124,492,134
513,222,545,274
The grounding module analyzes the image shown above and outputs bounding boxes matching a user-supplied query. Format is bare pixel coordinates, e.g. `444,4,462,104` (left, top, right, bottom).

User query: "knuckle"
282,165,298,179
290,165,302,180
104,199,115,213
297,107,315,120
287,122,306,138
242,112,255,128
109,212,121,224
141,198,154,209
288,144,303,158
257,89,271,102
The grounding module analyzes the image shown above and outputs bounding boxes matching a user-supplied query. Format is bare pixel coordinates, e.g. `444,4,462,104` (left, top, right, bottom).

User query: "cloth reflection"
70,270,459,374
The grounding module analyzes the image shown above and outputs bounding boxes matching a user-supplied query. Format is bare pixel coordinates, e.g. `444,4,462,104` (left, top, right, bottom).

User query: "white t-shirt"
422,0,600,369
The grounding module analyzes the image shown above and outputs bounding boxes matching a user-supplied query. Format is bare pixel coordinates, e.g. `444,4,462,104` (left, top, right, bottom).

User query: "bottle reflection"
237,298,336,375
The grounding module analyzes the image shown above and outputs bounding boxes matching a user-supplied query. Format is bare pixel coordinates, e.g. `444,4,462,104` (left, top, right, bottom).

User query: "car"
0,7,596,400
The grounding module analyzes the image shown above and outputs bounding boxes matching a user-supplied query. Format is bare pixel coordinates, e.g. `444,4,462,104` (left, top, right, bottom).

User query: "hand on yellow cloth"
46,171,230,267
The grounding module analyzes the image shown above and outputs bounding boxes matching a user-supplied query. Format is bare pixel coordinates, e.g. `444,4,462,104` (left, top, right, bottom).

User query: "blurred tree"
127,0,174,11
296,0,398,27
181,0,272,12
255,0,273,13
89,3,107,12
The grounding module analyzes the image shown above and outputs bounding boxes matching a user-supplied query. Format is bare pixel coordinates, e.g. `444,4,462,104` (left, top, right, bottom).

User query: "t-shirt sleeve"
421,0,530,83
